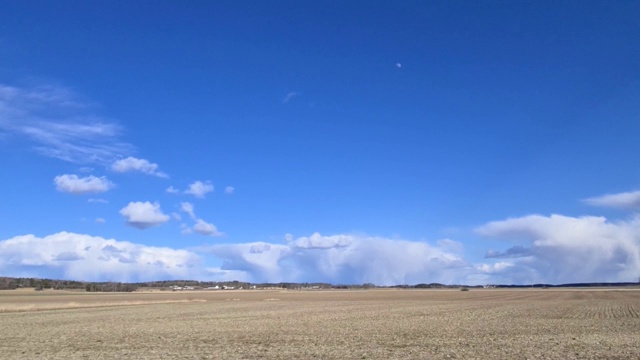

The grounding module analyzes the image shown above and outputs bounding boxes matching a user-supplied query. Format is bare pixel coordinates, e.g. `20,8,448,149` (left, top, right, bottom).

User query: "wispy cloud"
180,223,192,235
282,91,300,104
180,202,196,220
583,190,640,209
0,83,133,164
88,198,109,204
224,186,235,194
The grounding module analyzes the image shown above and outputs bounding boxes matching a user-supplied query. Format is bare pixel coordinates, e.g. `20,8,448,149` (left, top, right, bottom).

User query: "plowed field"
1,288,639,359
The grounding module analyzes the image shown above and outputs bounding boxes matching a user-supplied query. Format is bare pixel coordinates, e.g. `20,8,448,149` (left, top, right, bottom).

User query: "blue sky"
1,1,639,285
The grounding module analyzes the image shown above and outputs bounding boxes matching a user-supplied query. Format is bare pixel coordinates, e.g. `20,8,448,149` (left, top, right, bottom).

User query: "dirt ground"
0,288,639,359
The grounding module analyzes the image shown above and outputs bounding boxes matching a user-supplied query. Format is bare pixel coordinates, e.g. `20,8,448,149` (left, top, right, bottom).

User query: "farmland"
1,289,639,359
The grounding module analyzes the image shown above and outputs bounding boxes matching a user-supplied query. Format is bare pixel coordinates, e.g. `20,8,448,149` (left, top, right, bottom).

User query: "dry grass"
1,288,639,359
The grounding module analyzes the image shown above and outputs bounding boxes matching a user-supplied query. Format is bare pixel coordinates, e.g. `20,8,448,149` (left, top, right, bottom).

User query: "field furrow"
0,288,639,359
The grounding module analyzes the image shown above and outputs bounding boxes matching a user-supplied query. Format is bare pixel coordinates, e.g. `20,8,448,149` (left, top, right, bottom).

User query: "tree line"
2,276,638,291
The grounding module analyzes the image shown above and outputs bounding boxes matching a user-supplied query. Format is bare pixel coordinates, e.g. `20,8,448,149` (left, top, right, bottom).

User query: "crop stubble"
0,289,639,359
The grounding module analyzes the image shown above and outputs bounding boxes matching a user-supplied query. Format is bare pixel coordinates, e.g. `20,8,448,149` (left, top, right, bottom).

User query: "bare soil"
0,288,639,359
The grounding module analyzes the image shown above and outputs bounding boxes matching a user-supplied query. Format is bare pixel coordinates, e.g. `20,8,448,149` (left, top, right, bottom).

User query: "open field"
1,289,639,359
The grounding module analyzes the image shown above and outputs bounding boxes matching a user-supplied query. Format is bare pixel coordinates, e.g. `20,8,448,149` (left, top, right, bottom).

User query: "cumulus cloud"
111,156,168,178
583,190,640,209
10,219,637,286
0,232,203,282
185,181,213,198
0,83,132,164
166,186,179,194
192,219,223,237
0,230,468,285
200,233,467,285
119,201,170,229
224,186,235,194
287,232,352,249
54,174,114,194
475,214,640,284
177,202,222,236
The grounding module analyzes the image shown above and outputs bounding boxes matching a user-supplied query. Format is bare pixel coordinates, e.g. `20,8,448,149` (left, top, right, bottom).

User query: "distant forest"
1,277,638,292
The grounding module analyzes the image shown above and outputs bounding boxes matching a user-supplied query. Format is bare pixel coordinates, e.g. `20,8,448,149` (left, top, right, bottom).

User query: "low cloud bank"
201,233,469,285
3,214,639,285
0,232,201,282
476,214,640,284
0,232,469,285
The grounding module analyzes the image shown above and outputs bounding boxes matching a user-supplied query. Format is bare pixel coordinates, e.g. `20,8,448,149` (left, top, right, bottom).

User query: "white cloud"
172,212,182,221
437,239,464,253
166,186,179,194
583,190,640,209
0,84,133,164
204,267,251,282
10,217,637,286
203,242,290,281
178,202,222,236
119,201,170,229
0,230,467,285
192,219,223,237
287,232,352,249
111,156,168,178
476,262,513,274
224,186,235,194
200,233,467,285
54,174,114,194
282,91,300,104
0,232,203,282
88,198,108,204
185,181,213,198
180,223,192,235
95,218,106,224
475,214,640,284
180,202,196,220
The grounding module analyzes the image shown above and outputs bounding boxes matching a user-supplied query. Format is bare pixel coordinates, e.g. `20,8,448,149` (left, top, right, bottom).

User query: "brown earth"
0,288,639,359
